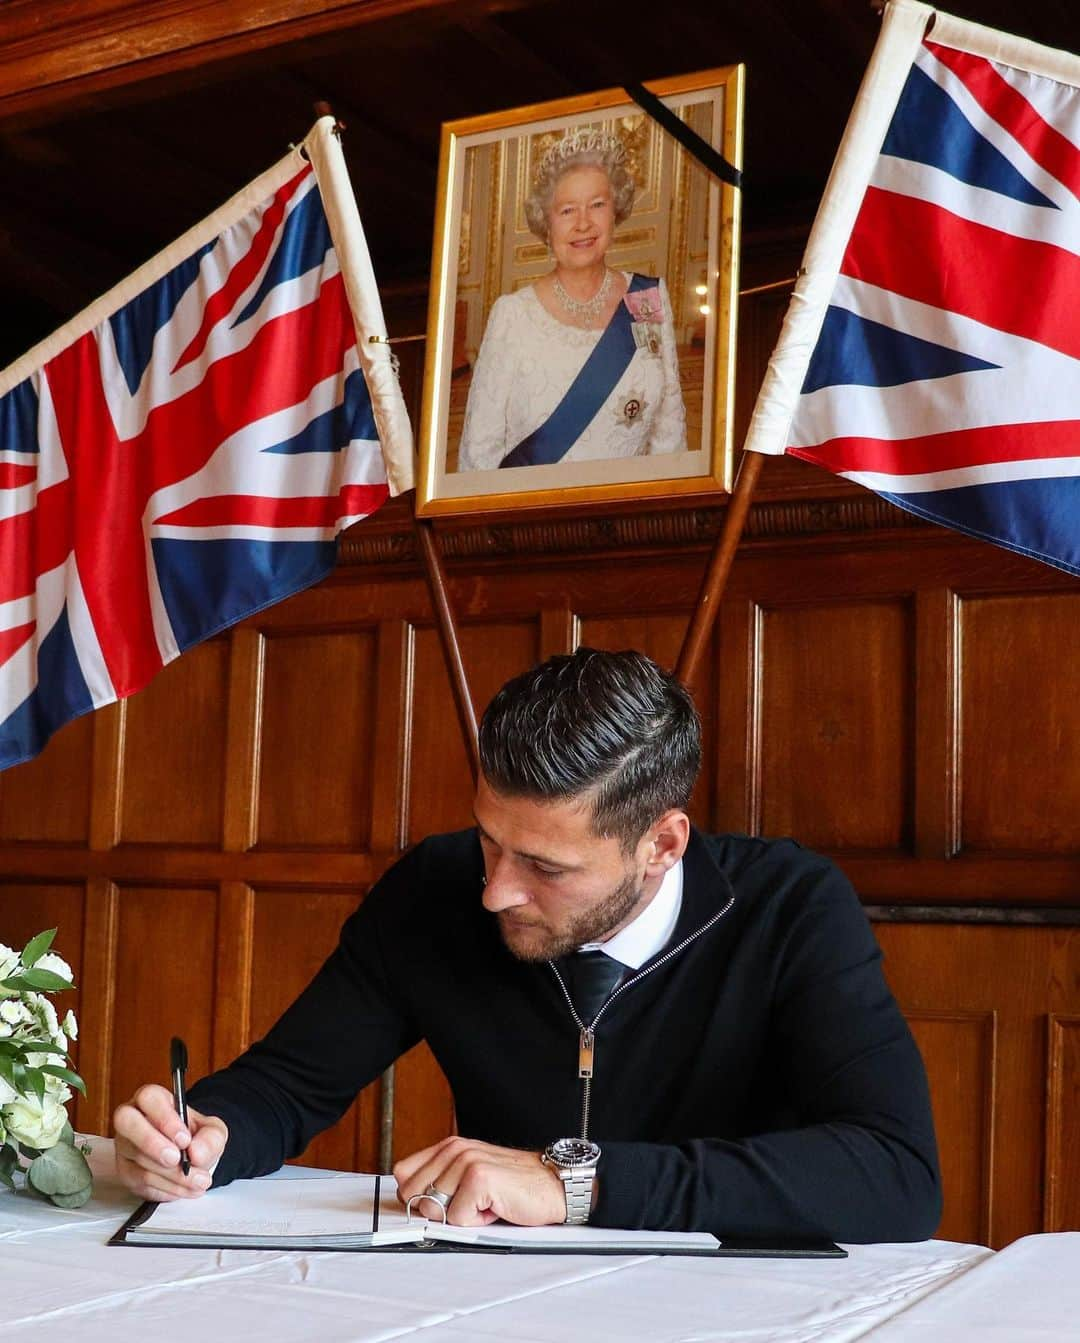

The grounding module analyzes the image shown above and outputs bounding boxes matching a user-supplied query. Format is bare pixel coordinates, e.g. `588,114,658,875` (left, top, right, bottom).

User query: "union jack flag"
0,119,413,771
746,1,1080,575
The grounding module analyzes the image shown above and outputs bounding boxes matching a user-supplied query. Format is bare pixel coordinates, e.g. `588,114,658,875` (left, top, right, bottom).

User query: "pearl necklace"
553,269,613,325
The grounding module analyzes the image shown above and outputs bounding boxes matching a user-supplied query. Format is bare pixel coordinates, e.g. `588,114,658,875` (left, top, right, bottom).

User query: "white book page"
434,1221,719,1251
142,1173,409,1240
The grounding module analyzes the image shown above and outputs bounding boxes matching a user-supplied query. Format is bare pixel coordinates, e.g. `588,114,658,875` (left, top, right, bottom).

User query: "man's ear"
642,810,690,876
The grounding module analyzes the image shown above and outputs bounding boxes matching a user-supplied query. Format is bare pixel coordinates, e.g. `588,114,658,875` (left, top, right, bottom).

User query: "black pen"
169,1036,191,1176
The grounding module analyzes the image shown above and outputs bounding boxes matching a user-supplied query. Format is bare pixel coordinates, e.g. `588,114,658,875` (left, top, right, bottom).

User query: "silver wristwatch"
541,1137,601,1225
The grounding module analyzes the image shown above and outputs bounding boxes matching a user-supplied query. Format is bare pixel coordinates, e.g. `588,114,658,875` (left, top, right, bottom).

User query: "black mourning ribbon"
624,81,743,190
566,949,626,1025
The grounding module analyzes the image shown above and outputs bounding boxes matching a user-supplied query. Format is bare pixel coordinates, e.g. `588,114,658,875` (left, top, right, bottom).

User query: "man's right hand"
113,1084,228,1201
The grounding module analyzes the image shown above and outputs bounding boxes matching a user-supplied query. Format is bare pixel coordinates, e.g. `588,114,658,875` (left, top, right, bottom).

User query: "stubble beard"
496,867,644,962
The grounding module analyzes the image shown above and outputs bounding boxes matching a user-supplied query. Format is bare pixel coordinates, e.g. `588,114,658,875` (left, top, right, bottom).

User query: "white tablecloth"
856,1230,1080,1342
0,1138,1005,1343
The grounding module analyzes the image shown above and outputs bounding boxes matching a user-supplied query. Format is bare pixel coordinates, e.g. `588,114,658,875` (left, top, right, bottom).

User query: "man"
114,649,941,1241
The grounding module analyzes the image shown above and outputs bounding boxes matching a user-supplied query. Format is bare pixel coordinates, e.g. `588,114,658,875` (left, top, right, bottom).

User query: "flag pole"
413,512,481,783
675,449,764,692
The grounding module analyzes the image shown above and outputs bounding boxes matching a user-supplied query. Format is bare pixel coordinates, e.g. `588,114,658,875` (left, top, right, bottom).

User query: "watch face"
548,1137,601,1167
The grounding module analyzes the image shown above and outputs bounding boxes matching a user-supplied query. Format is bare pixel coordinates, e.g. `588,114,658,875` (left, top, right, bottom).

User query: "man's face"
474,775,656,962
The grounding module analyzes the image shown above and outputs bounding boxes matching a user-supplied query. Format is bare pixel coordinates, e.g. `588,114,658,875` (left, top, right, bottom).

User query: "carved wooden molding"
338,492,927,567
1044,1014,1080,1231
904,1007,998,1245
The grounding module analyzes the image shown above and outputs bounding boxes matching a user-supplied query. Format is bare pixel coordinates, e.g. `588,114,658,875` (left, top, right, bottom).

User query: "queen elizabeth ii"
457,128,688,472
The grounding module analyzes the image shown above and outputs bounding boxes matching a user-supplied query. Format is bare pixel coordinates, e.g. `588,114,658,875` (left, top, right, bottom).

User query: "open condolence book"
110,1167,845,1257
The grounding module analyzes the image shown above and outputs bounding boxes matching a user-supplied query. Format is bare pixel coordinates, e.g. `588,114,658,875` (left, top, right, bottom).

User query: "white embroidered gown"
457,275,688,472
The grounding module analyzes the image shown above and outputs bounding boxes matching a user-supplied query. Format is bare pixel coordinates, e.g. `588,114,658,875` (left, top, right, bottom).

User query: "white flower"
2,1093,67,1150
0,943,18,997
27,992,60,1044
62,1010,78,1041
35,951,73,985
0,1021,11,1040
40,1074,72,1103
0,999,32,1028
0,1074,16,1106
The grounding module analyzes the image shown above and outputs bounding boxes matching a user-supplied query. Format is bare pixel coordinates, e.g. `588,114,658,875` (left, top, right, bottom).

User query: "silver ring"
405,1184,452,1224
422,1183,452,1210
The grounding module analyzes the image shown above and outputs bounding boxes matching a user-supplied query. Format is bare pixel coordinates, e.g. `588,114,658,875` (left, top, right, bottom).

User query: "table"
0,1138,1056,1343
852,1229,1080,1342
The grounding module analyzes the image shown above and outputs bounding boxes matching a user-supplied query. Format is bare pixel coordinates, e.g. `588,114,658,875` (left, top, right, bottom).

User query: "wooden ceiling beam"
0,0,530,123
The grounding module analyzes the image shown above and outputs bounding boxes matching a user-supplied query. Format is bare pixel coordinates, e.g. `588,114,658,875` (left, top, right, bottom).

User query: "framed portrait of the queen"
415,67,744,519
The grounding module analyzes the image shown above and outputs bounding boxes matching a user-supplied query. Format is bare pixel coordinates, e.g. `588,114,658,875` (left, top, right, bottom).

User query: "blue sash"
499,272,654,470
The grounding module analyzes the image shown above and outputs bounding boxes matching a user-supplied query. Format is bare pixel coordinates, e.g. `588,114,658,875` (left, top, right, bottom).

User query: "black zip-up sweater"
190,828,942,1243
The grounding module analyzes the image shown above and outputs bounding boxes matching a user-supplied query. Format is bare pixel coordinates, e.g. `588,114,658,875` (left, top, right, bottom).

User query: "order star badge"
615,393,648,426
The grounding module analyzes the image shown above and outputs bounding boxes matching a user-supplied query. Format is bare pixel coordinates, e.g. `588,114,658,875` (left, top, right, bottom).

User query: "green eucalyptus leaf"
27,1142,92,1198
1,969,71,993
60,1120,75,1146
0,1166,14,1192
49,1184,92,1209
39,1065,86,1096
20,929,56,969
0,1144,17,1177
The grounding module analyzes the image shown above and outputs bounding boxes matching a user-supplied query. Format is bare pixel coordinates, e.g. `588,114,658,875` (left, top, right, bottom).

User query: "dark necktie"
567,949,625,1024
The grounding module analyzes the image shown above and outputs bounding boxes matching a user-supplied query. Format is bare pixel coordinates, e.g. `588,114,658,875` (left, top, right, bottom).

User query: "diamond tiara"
536,128,628,179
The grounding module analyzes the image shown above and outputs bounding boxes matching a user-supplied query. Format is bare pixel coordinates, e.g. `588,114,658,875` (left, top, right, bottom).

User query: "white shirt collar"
578,860,683,970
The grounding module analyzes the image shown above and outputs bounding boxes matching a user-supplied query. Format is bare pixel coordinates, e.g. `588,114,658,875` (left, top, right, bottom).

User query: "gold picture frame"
415,68,744,518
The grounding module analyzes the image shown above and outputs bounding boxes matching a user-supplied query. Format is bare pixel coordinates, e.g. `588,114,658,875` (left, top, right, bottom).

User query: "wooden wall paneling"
222,628,264,853
539,605,576,661
914,587,959,859
903,1009,997,1246
756,597,915,852
959,591,1080,855
1045,1014,1080,1231
107,885,218,1121
117,639,229,846
732,280,794,454
255,627,378,851
390,1039,458,1165
248,886,372,1172
716,595,757,834
88,703,124,851
211,881,255,1071
0,714,92,843
876,923,1080,1247
369,619,412,856
0,882,85,980
405,619,540,844
76,878,117,1134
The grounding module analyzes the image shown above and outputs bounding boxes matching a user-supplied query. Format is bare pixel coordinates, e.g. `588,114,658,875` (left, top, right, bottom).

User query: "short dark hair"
478,648,701,849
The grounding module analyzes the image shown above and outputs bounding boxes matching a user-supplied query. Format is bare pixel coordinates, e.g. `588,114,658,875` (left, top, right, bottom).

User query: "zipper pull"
578,1028,595,1078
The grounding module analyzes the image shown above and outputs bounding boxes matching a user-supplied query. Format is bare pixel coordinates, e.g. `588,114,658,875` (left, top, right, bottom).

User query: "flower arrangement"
0,929,92,1207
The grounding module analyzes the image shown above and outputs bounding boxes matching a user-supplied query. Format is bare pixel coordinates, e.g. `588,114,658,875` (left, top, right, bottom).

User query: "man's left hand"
393,1136,567,1227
